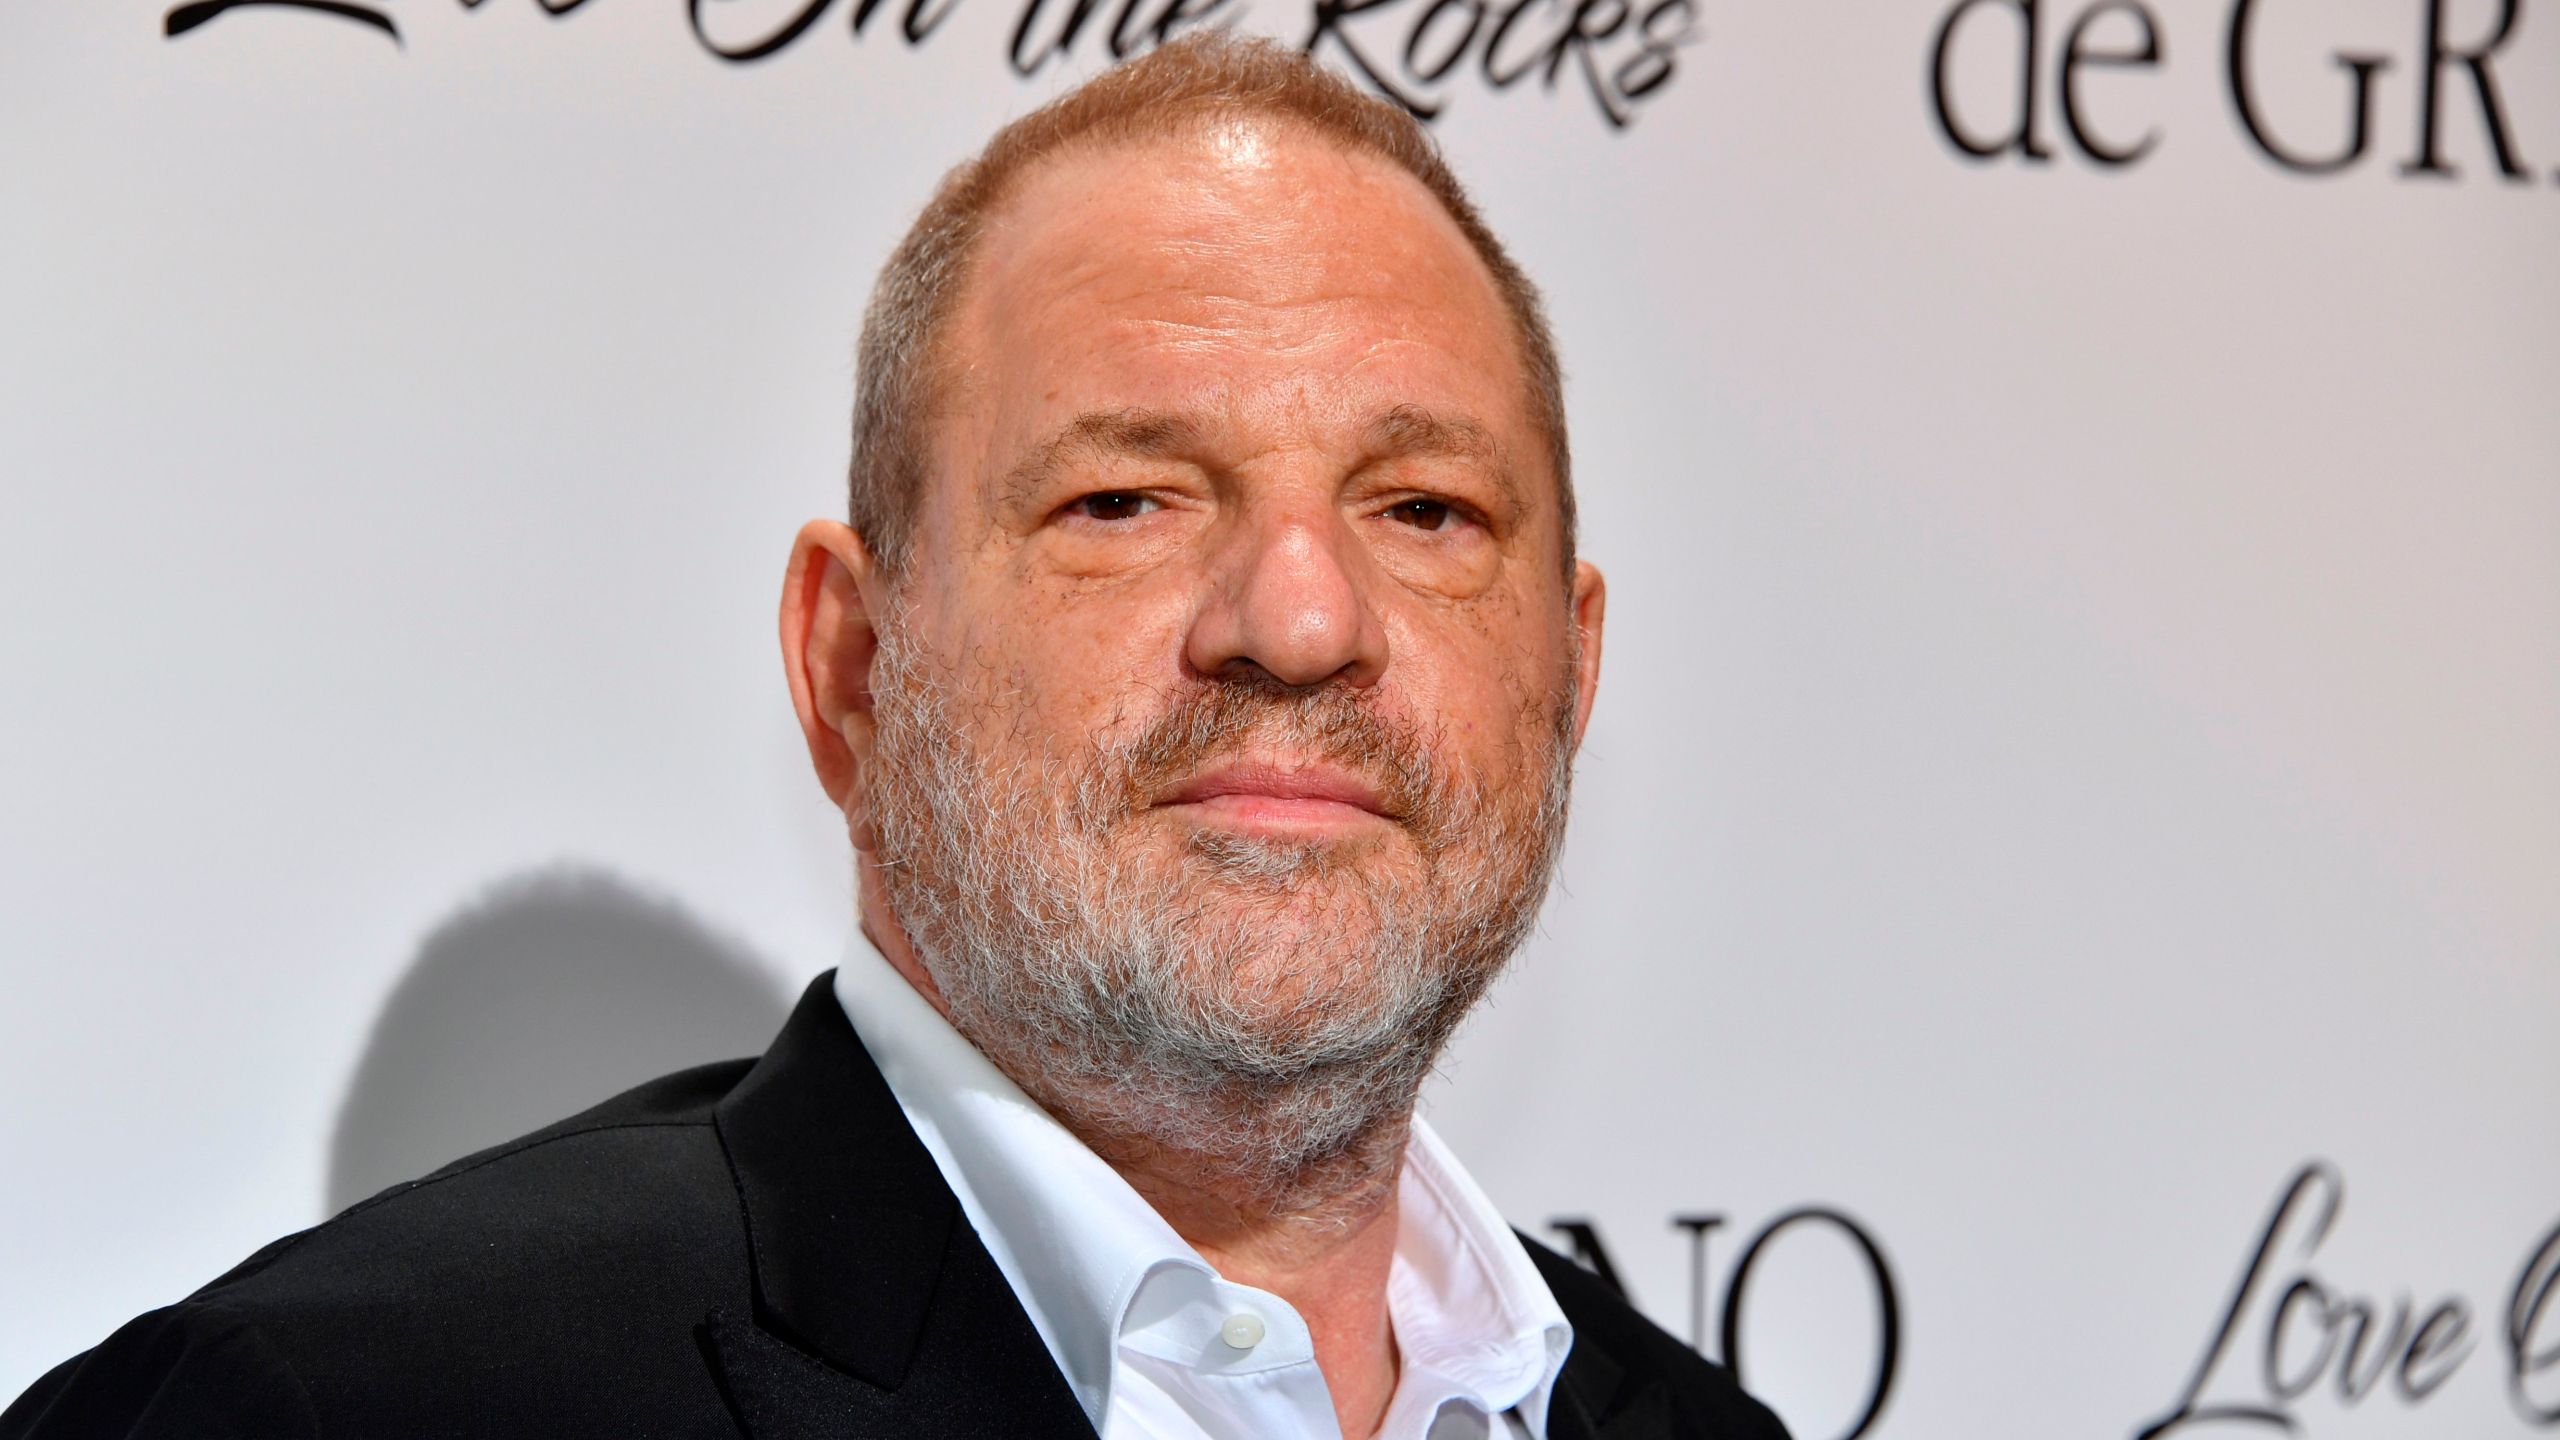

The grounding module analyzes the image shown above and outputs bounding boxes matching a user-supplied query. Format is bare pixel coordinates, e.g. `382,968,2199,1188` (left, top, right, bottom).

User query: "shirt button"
1219,1313,1267,1350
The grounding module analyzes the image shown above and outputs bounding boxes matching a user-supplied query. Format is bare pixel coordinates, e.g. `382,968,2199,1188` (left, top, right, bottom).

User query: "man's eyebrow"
1365,404,1520,507
1000,408,1206,506
998,404,1522,507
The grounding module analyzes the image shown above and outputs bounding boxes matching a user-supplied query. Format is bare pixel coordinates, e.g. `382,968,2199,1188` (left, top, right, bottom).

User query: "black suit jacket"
6,975,1790,1440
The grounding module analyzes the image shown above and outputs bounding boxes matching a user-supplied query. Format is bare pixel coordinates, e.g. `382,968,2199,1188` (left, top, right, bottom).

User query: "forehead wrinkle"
1121,315,1363,363
1087,269,1432,341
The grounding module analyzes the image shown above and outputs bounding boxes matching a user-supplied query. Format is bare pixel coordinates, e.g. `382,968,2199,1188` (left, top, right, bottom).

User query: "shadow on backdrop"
327,864,793,1216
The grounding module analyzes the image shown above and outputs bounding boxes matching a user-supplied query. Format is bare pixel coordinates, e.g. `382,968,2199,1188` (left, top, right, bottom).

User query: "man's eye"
1068,492,1159,522
1386,498,1459,532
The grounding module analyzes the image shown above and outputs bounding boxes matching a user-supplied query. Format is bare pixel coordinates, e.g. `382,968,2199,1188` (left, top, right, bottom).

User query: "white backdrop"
5,0,2556,1435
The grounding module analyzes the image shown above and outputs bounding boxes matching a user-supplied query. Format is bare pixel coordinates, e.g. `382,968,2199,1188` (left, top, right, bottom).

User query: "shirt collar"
832,933,1572,1436
1390,1122,1574,1434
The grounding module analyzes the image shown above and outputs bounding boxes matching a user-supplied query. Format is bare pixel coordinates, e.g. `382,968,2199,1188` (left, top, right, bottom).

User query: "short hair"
847,33,1574,582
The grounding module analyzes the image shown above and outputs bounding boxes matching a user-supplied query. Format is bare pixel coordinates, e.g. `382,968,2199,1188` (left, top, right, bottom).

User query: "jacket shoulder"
1519,1233,1795,1440
7,1060,763,1439
197,1057,755,1302
2,1303,317,1440
347,1056,753,1210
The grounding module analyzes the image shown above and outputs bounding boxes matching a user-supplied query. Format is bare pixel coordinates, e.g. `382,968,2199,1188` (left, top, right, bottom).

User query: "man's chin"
1176,821,1413,885
1148,952,1441,1071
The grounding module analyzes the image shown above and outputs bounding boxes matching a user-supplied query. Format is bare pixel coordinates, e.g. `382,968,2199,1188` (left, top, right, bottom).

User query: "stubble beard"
861,608,1578,1218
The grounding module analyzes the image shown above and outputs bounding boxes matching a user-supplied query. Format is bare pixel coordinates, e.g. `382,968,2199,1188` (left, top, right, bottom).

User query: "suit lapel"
1545,1322,1641,1440
1522,1231,1696,1440
706,975,1096,1440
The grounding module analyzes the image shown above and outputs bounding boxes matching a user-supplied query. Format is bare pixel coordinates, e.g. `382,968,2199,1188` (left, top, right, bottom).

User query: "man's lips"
1155,762,1396,830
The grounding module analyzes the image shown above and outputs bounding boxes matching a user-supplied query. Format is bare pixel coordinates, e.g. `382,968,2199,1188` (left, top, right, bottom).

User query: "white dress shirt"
832,940,1573,1440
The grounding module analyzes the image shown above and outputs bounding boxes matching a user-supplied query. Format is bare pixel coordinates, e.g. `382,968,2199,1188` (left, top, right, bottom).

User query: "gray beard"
861,611,1576,1214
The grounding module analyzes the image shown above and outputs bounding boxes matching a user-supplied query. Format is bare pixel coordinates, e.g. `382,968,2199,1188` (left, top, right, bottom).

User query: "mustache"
1084,674,1451,840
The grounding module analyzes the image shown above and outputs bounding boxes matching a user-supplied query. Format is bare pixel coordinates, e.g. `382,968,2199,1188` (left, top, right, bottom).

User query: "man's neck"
857,898,1412,1439
1122,1152,1406,1440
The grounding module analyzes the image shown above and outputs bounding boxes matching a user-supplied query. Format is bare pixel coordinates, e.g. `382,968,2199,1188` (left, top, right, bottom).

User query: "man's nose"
1184,501,1389,689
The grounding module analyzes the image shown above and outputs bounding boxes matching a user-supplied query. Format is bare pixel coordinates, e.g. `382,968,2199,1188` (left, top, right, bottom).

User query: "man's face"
804,120,1604,1165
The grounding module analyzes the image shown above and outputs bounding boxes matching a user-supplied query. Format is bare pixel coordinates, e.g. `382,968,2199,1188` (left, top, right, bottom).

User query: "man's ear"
1568,559,1606,753
781,520,888,842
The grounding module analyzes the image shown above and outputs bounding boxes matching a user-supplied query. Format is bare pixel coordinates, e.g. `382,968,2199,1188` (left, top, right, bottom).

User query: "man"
5,35,1788,1440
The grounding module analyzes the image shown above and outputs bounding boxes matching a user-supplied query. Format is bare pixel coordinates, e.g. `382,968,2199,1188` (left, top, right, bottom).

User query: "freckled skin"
888,123,1604,840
